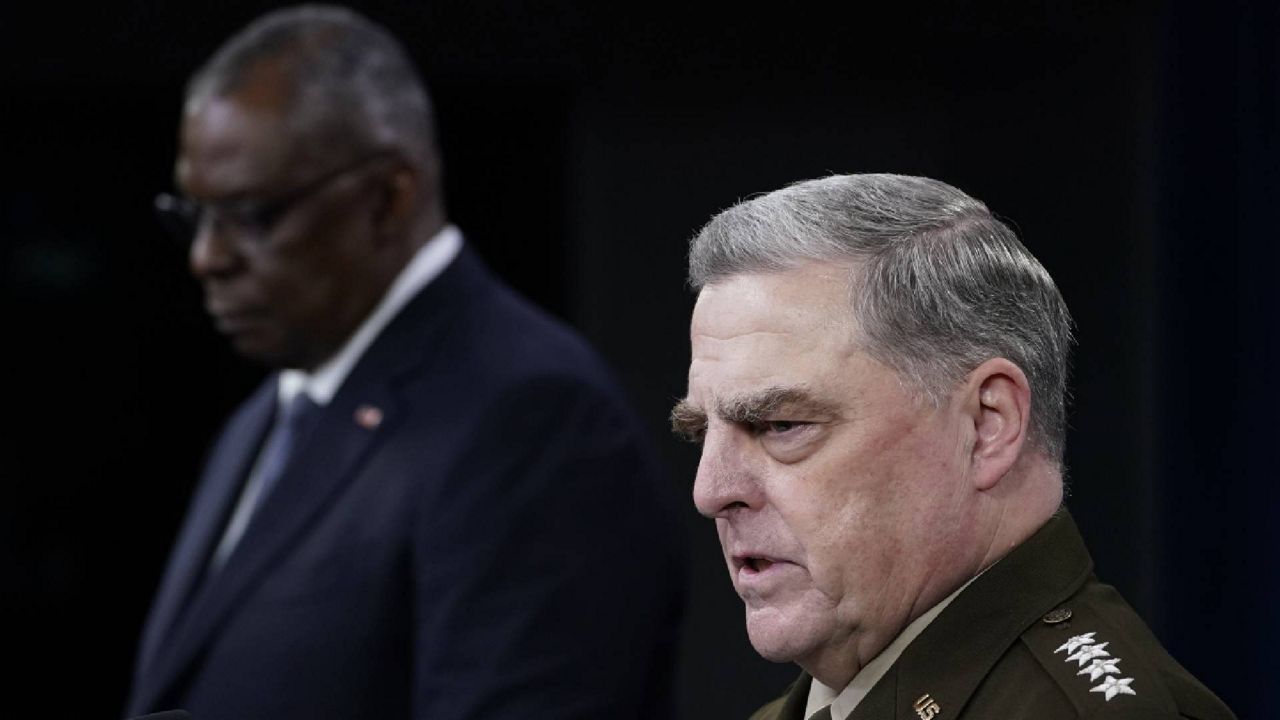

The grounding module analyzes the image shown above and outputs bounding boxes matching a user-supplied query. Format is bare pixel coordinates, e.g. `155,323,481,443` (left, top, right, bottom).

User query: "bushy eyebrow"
718,386,838,424
670,399,707,442
670,386,838,442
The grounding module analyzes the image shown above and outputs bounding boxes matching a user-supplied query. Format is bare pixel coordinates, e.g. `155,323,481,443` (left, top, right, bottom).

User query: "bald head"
187,5,441,195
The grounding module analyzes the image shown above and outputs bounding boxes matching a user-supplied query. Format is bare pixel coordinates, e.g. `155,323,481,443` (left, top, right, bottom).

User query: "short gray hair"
187,4,437,171
689,174,1074,462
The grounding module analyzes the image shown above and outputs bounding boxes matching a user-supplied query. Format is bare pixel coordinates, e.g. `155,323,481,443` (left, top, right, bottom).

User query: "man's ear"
962,357,1032,491
372,162,418,242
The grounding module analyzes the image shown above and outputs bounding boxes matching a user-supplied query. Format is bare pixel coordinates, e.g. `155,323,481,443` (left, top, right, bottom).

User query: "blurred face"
177,78,396,370
676,263,981,682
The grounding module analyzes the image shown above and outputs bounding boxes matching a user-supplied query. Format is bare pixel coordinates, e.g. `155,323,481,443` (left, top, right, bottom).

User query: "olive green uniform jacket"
750,513,1236,720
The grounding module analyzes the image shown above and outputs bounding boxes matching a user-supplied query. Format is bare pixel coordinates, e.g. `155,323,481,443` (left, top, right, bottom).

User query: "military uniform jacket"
750,513,1236,720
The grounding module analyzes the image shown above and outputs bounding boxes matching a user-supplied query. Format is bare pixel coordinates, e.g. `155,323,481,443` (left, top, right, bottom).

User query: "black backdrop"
2,2,1275,718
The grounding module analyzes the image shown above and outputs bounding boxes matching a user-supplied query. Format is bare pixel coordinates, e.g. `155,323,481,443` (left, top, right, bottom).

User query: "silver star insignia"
1055,632,1097,654
1067,642,1111,666
1078,657,1122,681
1090,675,1136,701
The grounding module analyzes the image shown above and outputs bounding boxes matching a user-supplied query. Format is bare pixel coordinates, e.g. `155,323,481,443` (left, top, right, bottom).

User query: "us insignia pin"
355,404,383,429
913,694,941,720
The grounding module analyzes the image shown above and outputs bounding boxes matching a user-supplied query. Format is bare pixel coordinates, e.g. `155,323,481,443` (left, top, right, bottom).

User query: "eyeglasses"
154,150,394,247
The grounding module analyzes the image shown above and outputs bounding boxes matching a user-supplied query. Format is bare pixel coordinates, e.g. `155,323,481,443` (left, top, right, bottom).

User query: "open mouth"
742,557,776,573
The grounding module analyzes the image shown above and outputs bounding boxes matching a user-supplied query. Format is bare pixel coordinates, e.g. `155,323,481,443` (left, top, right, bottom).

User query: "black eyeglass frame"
153,150,398,247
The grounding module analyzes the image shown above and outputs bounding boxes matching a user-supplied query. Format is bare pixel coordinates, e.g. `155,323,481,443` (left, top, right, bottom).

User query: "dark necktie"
808,706,833,720
254,392,321,504
210,391,321,570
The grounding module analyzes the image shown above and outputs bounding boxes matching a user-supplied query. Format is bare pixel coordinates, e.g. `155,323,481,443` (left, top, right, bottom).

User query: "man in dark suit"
128,6,684,719
671,174,1234,719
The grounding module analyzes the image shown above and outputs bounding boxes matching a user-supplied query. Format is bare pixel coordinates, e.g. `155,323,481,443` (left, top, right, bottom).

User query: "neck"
975,454,1063,572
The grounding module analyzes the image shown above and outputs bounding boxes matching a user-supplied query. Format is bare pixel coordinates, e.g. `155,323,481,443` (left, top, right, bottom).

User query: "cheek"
254,258,334,316
774,462,900,591
773,476,859,571
243,253,303,293
783,456,879,530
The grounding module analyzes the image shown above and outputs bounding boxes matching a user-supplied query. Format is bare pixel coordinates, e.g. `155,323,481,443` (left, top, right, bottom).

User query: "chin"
228,337,285,366
744,605,830,664
226,331,312,369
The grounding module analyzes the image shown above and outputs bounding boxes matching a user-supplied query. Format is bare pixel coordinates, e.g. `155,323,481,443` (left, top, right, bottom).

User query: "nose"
189,215,242,279
692,425,762,518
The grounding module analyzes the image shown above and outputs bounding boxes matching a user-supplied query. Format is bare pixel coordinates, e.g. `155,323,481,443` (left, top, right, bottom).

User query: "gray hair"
187,4,438,173
689,174,1074,462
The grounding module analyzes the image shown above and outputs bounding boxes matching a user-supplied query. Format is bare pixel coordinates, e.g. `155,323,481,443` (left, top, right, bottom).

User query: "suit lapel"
845,665,897,719
142,382,399,704
778,674,814,719
763,670,894,720
132,381,275,702
135,245,489,711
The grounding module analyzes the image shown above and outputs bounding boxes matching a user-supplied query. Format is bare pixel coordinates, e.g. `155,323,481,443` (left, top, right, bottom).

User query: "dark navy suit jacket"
127,246,686,720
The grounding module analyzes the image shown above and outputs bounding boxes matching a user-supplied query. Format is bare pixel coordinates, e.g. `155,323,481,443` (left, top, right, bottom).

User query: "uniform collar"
775,512,1093,720
872,511,1093,720
806,574,978,719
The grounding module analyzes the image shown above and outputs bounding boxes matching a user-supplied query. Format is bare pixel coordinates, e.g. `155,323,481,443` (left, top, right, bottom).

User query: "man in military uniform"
671,174,1235,719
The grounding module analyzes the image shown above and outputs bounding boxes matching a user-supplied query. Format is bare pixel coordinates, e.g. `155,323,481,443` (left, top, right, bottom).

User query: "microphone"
127,712,192,720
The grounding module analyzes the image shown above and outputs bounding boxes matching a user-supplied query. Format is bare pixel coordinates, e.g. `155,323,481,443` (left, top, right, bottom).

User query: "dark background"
2,1,1276,718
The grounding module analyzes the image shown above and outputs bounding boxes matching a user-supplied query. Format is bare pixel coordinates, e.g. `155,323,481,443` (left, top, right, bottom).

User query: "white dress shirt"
209,224,463,570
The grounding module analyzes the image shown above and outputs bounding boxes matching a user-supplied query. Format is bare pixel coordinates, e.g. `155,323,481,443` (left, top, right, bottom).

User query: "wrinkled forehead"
180,55,346,189
688,265,862,398
178,102,287,195
691,263,859,340
178,90,334,199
